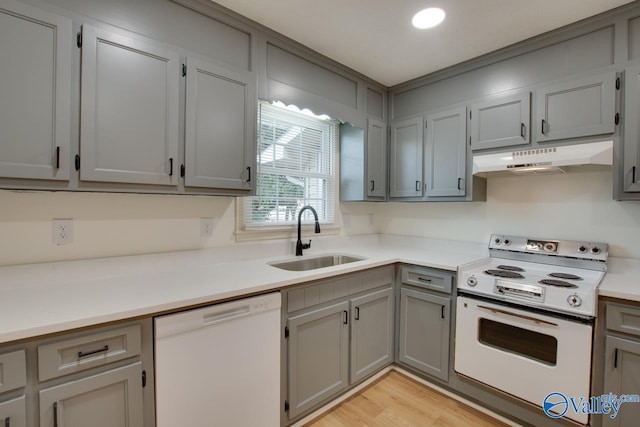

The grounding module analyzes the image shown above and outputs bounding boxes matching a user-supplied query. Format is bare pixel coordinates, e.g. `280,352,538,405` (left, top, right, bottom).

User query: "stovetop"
457,234,608,318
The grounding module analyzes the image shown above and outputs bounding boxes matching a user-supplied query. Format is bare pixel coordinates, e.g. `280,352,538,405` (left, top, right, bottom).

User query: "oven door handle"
477,305,558,327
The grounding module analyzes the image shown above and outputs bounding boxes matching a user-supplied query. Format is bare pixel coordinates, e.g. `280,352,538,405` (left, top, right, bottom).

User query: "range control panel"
489,234,608,263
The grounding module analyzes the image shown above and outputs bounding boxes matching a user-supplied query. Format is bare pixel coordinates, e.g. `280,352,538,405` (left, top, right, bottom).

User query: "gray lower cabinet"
0,0,72,181
287,300,350,419
397,266,453,382
350,287,394,383
0,396,26,427
470,90,531,150
602,336,640,427
621,65,640,194
184,56,255,191
535,70,617,143
424,106,466,198
39,362,143,427
0,349,27,427
79,24,180,186
389,116,423,198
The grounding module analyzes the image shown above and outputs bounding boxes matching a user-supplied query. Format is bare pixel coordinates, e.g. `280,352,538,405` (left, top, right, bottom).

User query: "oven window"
478,318,558,365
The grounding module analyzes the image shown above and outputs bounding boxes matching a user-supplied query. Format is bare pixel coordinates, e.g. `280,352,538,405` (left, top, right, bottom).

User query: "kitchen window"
240,101,337,235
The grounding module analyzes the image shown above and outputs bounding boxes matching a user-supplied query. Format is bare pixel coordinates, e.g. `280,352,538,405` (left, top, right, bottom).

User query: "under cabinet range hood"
472,140,613,175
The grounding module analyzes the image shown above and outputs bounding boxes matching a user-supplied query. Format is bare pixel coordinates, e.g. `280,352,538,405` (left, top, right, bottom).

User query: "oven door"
454,295,592,424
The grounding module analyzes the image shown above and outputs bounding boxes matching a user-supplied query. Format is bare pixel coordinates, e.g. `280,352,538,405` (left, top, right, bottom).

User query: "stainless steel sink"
269,254,365,271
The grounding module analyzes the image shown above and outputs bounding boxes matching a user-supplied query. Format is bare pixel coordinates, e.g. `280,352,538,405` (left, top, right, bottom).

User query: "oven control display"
526,239,558,253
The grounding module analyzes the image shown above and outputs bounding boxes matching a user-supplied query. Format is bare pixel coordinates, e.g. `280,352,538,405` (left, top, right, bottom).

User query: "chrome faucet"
296,205,321,256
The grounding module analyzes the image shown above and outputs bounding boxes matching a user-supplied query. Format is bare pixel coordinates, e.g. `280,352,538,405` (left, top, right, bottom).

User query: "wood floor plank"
304,371,510,427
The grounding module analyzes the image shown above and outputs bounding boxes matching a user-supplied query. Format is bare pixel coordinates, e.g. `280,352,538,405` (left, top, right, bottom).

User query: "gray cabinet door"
287,301,349,419
184,57,255,191
623,65,640,193
536,71,616,143
470,91,530,150
398,288,450,381
0,396,26,427
39,362,143,427
350,287,394,384
389,117,423,198
0,1,71,181
80,24,179,186
425,106,466,197
366,117,387,199
603,336,640,427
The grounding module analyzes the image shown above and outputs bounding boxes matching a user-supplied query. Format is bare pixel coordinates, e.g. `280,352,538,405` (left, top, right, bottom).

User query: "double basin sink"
269,254,365,271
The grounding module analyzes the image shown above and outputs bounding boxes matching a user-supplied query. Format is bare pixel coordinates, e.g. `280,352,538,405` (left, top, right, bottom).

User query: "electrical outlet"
53,219,74,245
200,217,214,237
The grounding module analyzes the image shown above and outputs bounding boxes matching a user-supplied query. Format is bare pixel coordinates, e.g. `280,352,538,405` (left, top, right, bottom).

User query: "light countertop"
0,234,487,344
1,233,638,345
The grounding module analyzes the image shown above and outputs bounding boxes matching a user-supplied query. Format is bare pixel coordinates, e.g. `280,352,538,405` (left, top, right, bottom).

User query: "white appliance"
472,140,613,175
154,292,281,427
455,234,608,425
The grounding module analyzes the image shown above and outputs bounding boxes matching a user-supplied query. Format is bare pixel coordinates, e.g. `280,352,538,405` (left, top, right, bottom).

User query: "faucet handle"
302,239,312,250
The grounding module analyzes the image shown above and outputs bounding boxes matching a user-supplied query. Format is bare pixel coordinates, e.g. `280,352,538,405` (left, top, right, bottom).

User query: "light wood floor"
304,371,510,427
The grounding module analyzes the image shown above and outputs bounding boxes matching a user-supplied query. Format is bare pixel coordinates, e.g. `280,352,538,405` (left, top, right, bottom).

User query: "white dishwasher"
154,292,281,427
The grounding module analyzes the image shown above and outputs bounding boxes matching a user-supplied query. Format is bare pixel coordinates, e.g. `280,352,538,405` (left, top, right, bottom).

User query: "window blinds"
243,101,336,227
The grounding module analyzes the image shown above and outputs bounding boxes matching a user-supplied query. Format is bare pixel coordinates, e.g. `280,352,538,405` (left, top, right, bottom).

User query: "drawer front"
401,266,453,294
38,324,141,382
0,350,26,394
607,303,640,338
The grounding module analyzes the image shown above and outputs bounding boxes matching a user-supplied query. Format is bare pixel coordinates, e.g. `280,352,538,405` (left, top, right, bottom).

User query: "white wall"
0,190,378,266
2,166,638,266
377,166,640,259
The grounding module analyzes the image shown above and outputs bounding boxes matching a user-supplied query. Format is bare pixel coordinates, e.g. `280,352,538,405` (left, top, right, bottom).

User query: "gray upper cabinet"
424,106,466,198
535,70,616,143
366,118,387,199
622,65,640,194
0,0,71,181
184,56,255,191
470,91,530,150
80,24,180,186
389,116,423,198
350,287,394,384
39,362,144,427
287,300,349,419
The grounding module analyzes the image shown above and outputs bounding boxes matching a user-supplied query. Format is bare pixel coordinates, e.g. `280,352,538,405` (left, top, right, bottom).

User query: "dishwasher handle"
203,306,250,325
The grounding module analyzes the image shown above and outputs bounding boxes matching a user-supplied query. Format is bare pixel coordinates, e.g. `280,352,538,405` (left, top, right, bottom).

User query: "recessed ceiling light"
412,7,445,29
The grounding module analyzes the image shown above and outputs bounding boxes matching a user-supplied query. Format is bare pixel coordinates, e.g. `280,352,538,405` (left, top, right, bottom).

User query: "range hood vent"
472,140,613,175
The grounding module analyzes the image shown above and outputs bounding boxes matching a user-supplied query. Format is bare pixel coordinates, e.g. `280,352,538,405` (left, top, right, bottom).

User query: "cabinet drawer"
0,350,26,394
401,266,453,294
38,324,141,382
607,303,640,338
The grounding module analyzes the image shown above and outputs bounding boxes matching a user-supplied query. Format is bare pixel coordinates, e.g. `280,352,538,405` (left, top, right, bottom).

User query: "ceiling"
212,0,636,87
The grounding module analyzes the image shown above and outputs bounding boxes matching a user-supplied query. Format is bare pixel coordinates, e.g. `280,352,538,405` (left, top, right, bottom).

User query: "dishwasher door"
154,292,281,427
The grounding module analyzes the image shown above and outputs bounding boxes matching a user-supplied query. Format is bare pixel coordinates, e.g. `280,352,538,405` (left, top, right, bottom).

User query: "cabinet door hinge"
182,64,187,77
284,326,289,338
141,370,147,388
284,400,290,412
616,77,621,90
180,164,185,178
615,112,620,125
76,32,82,48
74,154,80,171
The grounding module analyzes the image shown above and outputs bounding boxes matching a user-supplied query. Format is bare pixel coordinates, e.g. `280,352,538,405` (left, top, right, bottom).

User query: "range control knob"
494,238,502,245
578,246,588,254
543,242,557,252
567,294,583,307
504,239,511,246
591,247,601,255
467,276,478,287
